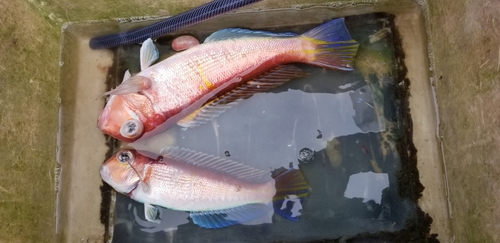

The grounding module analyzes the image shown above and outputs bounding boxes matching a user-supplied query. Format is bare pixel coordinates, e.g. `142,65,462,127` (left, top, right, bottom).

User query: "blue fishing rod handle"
90,0,262,49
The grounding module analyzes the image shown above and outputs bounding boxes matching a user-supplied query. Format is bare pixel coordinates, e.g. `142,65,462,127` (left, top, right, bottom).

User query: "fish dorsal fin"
190,203,273,229
204,28,298,43
160,147,271,183
140,38,159,70
177,65,307,128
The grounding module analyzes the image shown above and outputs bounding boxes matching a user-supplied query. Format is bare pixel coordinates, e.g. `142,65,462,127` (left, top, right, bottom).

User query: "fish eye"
120,119,143,139
117,150,134,164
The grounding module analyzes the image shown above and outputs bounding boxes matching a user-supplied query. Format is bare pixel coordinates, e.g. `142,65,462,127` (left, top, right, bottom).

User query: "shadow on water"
102,13,437,243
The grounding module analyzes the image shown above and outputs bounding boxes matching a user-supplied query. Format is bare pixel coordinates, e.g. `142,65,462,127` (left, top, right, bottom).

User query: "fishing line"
126,158,151,191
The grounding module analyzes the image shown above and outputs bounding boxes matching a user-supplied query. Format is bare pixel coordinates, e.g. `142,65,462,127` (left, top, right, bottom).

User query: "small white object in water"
339,81,359,90
369,27,391,43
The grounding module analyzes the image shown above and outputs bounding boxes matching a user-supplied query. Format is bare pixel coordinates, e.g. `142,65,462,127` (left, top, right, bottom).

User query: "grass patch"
0,1,60,242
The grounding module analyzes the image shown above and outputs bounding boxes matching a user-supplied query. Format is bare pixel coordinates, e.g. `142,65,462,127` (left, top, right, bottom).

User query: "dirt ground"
427,0,500,242
0,0,499,242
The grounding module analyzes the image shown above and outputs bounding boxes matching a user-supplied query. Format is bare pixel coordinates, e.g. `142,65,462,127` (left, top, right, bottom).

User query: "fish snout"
97,95,143,142
100,165,111,183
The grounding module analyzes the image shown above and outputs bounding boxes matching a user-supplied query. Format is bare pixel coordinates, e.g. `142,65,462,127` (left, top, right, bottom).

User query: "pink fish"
98,18,358,142
100,148,310,228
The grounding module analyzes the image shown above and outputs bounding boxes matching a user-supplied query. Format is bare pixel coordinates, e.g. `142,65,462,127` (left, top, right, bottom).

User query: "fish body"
132,156,275,211
101,148,310,228
98,18,359,142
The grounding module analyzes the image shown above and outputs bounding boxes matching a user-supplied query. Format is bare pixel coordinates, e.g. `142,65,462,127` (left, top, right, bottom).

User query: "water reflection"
344,171,389,204
131,204,190,233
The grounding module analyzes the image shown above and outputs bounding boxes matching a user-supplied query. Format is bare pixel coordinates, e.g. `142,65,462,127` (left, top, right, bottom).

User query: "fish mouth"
100,165,138,194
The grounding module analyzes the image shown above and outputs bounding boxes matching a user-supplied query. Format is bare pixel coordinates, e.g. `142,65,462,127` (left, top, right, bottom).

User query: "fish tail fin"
272,168,310,221
301,18,359,71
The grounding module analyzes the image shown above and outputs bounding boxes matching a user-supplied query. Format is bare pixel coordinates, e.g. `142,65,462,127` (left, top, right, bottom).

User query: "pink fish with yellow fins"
98,18,359,142
100,147,310,228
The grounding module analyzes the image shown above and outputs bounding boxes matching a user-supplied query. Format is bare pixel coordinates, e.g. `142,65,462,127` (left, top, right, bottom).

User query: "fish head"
98,94,154,142
100,149,150,194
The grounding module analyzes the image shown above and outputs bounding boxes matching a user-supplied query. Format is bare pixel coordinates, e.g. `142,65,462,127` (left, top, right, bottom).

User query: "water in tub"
106,14,415,242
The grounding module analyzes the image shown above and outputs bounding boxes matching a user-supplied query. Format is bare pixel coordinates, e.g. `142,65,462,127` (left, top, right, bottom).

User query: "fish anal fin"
103,75,152,96
190,203,273,229
177,65,307,128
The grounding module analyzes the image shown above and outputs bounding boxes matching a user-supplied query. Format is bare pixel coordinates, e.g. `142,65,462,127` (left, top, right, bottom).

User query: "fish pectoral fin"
177,65,307,128
190,203,273,229
204,28,298,43
144,203,161,224
103,75,152,96
122,69,131,82
140,38,159,70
